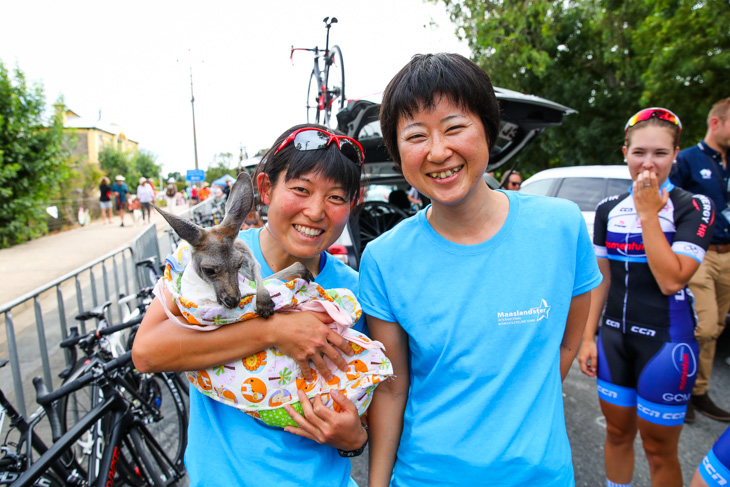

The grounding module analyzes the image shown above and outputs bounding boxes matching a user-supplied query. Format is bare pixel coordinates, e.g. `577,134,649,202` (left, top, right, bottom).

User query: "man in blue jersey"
670,97,730,423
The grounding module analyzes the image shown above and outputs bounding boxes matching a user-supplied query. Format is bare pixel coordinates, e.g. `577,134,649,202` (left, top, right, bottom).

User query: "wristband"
337,424,368,458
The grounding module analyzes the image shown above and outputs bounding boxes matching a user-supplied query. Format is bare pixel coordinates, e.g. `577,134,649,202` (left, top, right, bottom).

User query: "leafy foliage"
99,146,162,191
0,62,71,247
432,0,729,176
206,152,234,183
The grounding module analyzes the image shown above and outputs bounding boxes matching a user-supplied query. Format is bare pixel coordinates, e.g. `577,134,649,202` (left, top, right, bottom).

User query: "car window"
606,178,631,197
519,178,555,196
554,178,607,211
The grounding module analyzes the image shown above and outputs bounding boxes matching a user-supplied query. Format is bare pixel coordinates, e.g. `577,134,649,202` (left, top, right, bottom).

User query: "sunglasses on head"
624,107,682,132
274,128,364,168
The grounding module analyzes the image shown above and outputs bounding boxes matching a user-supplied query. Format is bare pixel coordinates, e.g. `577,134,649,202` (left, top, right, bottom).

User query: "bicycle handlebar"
32,377,63,442
35,351,133,406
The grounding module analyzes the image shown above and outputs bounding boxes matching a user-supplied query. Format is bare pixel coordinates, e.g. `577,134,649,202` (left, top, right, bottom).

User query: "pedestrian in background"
579,107,714,486
111,175,129,227
500,169,522,190
670,97,730,424
99,176,113,224
361,53,601,487
165,177,177,209
136,177,155,225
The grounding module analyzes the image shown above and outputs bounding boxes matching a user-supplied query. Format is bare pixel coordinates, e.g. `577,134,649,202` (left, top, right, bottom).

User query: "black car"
327,88,575,269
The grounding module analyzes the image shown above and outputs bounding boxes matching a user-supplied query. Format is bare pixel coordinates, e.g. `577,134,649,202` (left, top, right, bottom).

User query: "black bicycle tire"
306,69,321,124
127,428,167,487
135,373,188,471
323,45,345,128
358,201,408,251
58,357,104,483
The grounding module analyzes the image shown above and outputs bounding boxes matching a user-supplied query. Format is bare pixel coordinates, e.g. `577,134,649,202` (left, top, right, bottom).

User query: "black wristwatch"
337,424,369,458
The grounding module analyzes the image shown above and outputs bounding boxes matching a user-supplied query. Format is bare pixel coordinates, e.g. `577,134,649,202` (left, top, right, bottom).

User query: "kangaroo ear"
219,172,254,235
153,205,206,247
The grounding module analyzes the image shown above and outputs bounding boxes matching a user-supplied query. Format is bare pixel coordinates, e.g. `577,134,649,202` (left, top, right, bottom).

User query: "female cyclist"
578,107,715,487
132,123,368,486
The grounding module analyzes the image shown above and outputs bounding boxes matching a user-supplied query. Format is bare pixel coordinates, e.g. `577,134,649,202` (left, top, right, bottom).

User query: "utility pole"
190,66,199,170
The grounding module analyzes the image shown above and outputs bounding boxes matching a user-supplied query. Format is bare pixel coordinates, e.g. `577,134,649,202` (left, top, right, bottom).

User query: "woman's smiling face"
258,169,352,259
396,96,491,208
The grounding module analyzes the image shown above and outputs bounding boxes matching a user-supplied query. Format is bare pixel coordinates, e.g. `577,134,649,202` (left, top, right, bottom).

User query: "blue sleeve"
669,157,688,188
358,248,397,323
573,206,602,297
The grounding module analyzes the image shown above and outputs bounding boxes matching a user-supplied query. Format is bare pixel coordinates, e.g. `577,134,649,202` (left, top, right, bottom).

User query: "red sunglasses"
274,128,364,167
625,107,682,132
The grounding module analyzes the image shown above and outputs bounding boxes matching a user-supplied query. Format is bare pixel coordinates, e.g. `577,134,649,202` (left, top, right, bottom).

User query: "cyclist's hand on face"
284,390,367,451
273,311,354,381
577,338,598,377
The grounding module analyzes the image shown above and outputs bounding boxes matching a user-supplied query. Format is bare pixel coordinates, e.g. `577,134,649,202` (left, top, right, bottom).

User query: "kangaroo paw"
257,292,275,319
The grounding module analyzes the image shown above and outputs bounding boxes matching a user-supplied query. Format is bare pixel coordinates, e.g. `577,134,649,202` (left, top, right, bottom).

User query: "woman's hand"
577,337,598,377
633,170,669,219
283,390,367,451
273,311,354,382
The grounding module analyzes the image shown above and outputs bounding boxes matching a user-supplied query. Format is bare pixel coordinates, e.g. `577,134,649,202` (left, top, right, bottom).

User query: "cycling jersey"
593,181,714,341
593,181,714,425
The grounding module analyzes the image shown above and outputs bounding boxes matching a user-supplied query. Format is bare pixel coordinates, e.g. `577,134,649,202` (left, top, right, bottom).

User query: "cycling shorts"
699,426,730,486
596,322,698,426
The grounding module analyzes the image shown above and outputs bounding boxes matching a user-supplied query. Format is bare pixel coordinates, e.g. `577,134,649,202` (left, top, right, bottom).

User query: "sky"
0,0,471,177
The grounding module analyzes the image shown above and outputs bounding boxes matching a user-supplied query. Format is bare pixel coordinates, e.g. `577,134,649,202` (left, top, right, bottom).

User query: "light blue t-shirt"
359,191,602,487
185,227,362,486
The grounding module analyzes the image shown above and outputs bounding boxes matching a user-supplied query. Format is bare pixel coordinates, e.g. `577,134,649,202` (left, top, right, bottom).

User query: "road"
2,216,728,486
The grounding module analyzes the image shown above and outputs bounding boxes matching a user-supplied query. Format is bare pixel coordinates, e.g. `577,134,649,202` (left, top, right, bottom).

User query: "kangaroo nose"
223,296,240,309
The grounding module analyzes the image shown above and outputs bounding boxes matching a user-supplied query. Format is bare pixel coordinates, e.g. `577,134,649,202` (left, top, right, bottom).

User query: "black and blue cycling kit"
593,180,714,425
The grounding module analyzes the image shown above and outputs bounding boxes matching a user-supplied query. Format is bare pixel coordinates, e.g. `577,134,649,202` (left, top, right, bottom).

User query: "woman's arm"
577,258,610,377
634,171,701,295
561,290,592,381
366,315,410,487
131,289,354,381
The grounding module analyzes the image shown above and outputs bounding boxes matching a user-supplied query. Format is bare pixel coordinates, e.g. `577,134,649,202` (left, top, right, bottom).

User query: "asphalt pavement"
2,212,728,486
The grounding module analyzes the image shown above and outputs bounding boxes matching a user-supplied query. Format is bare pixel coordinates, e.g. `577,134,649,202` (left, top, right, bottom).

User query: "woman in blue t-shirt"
132,123,369,486
360,53,601,487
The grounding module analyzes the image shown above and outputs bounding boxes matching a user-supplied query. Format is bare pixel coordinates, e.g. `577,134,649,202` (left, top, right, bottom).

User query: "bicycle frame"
13,354,184,487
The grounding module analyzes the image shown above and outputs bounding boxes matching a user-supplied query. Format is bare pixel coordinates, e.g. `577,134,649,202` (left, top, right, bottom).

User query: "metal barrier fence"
0,225,160,417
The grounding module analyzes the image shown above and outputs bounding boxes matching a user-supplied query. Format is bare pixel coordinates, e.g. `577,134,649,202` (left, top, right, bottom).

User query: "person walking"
136,177,155,225
578,107,715,486
670,97,730,423
165,177,177,209
111,175,129,227
98,176,113,224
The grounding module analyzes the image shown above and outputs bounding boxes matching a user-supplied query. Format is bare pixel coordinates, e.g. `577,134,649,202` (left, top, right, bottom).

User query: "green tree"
432,0,729,175
206,152,234,183
99,146,161,191
0,62,71,247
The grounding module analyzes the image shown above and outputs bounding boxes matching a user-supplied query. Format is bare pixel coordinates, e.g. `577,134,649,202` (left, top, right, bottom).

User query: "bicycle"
291,16,346,128
0,360,86,486
57,300,188,486
13,350,186,487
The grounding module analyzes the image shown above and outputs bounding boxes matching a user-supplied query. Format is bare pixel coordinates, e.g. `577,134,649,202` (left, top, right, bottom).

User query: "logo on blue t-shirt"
700,168,713,179
497,299,551,326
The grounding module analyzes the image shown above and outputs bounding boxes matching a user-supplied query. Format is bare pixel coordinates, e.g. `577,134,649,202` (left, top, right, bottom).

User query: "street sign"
186,169,205,182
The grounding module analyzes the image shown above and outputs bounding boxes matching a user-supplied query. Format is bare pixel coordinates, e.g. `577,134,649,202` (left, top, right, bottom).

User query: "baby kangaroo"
153,172,312,318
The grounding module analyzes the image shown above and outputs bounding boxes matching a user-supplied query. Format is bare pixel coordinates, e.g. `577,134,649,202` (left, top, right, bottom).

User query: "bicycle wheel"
323,45,345,128
306,70,321,124
358,201,408,251
58,357,105,482
134,373,188,471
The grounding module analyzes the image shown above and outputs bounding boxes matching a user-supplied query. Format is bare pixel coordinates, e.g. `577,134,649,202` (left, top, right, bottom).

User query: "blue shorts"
100,200,112,210
699,427,730,486
596,324,698,426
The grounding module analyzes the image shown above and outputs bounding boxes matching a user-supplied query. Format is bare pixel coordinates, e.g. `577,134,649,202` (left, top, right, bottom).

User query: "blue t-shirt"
359,191,602,487
670,141,730,243
185,227,362,486
111,182,129,203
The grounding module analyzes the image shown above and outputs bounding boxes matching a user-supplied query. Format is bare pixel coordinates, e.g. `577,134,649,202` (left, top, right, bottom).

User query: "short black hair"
255,123,361,202
380,53,501,166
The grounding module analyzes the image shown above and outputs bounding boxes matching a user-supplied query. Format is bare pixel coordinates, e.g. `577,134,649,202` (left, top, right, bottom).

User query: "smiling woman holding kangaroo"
132,123,369,486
